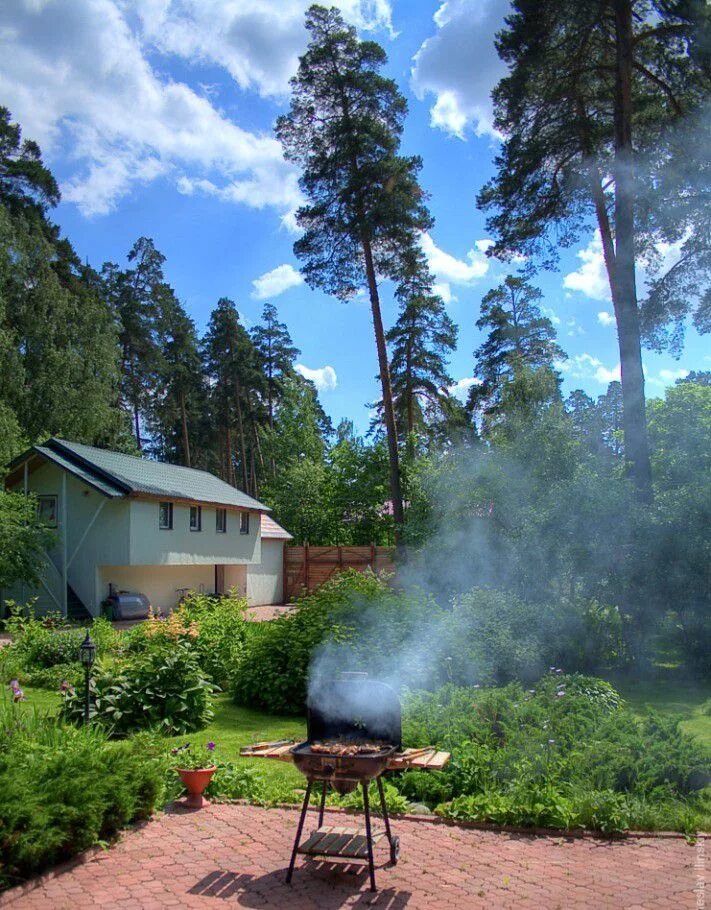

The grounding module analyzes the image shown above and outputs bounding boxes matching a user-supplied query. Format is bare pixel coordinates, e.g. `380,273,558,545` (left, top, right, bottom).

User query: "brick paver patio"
1,804,702,909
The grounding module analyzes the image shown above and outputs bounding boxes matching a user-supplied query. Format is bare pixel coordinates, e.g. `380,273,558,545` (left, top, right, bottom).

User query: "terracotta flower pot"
177,766,217,809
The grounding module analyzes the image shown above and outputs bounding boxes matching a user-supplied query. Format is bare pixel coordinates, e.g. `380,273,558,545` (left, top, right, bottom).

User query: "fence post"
282,541,288,604
304,542,310,593
370,542,376,573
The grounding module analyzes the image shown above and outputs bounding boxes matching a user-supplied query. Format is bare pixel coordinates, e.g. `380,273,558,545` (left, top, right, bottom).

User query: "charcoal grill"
286,675,402,892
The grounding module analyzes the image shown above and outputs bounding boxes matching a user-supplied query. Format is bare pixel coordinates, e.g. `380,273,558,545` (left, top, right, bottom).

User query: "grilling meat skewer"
309,739,389,757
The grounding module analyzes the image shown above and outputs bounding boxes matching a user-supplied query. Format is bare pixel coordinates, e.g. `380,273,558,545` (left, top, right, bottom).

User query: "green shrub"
0,706,168,889
61,641,215,736
399,673,710,833
232,570,436,714
124,592,247,687
176,591,248,686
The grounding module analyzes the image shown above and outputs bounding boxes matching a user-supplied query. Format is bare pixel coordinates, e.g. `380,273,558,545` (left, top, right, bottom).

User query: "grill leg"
286,781,312,885
376,776,392,843
362,782,377,892
318,780,328,828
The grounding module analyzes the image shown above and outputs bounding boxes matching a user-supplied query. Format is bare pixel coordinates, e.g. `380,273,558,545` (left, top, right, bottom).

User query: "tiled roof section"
34,446,126,498
260,514,293,539
47,439,270,511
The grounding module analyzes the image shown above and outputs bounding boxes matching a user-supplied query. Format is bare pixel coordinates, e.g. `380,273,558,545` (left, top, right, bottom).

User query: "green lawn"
611,675,711,750
168,697,306,789
9,686,306,791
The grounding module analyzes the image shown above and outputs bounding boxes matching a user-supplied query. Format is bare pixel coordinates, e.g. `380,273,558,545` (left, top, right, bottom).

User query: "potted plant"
172,742,217,808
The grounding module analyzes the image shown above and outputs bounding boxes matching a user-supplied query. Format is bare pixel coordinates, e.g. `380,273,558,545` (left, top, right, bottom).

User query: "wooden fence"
284,545,395,601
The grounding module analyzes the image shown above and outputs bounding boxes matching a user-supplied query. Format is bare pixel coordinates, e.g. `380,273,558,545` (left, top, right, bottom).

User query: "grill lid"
306,675,401,748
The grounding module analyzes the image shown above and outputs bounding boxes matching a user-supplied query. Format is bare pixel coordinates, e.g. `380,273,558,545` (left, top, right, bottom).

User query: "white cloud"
542,306,561,326
433,282,456,304
0,0,308,218
449,376,481,399
421,232,490,294
411,0,509,140
567,318,585,337
134,0,394,101
563,233,611,301
251,264,304,299
558,354,620,385
648,368,689,388
295,364,338,392
597,311,615,327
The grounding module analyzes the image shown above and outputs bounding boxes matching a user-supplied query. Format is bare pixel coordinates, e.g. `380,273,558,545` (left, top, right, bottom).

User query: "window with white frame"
37,495,58,528
189,505,202,531
159,501,173,530
240,511,250,535
216,508,227,533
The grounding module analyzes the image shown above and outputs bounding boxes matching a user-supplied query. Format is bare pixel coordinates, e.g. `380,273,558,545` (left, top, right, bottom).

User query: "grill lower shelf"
297,826,385,859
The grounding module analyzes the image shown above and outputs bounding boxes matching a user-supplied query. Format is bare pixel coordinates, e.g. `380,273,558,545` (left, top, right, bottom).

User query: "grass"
8,685,306,793
610,675,711,750
168,697,306,790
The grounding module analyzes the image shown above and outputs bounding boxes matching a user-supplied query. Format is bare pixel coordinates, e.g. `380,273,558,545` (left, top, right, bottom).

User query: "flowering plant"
170,741,217,770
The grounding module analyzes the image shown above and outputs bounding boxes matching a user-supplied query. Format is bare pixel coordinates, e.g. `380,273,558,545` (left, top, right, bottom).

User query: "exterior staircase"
67,585,92,622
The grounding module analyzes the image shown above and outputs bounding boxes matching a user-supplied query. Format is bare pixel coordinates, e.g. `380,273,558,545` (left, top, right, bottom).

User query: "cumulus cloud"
558,353,620,385
422,233,490,303
134,0,394,100
648,368,689,388
449,376,481,399
597,311,616,327
542,306,561,326
295,364,338,392
0,0,308,218
251,264,304,299
563,233,612,301
411,0,509,139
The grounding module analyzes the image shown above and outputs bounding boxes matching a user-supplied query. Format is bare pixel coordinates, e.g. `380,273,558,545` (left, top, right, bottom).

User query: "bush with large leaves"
62,640,214,736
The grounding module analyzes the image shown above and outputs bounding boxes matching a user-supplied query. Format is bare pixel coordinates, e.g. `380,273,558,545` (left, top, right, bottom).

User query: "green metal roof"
33,445,126,498
38,438,269,511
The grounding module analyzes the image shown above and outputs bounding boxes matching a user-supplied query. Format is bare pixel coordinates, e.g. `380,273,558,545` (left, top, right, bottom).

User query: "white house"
3,438,292,618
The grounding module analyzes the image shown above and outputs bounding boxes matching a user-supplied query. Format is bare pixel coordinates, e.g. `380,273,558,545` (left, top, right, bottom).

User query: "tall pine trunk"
612,0,653,501
235,392,249,492
179,389,191,467
362,236,404,532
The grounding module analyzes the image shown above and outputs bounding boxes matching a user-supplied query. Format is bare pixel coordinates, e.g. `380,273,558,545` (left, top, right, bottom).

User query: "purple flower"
206,741,216,751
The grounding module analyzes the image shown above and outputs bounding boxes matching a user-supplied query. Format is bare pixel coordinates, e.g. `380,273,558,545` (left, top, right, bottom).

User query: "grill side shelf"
239,741,451,770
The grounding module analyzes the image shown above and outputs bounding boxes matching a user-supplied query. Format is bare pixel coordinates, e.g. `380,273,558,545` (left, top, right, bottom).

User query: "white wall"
98,564,215,613
224,564,247,598
246,539,284,606
7,461,131,615
128,499,261,566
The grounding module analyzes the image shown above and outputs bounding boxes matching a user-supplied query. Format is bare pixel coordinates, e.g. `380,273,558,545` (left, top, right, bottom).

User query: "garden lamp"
79,631,96,726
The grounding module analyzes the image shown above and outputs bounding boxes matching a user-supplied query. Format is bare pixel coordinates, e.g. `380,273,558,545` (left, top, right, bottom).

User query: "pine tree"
0,109,124,452
275,5,434,534
469,276,565,421
387,250,458,454
478,0,710,499
202,298,262,493
103,238,168,450
251,302,300,431
149,296,206,467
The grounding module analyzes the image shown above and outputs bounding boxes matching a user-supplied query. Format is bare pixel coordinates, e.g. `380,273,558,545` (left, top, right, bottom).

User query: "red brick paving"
0,804,701,909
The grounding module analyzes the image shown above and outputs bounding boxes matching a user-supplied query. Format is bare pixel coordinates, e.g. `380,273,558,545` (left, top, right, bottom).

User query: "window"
216,508,227,534
159,501,173,530
37,495,58,528
240,511,250,535
189,505,202,532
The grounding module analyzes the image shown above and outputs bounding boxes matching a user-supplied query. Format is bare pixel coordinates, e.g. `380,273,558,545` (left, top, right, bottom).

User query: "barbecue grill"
285,675,403,892
241,674,449,893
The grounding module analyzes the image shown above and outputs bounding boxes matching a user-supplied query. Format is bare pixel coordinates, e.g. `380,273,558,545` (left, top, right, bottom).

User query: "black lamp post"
79,630,96,725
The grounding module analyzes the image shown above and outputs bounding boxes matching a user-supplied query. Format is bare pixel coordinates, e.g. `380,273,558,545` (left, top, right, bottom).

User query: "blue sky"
2,0,706,434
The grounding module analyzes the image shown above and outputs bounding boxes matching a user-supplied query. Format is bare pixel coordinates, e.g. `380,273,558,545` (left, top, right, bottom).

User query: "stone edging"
235,799,708,841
